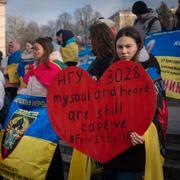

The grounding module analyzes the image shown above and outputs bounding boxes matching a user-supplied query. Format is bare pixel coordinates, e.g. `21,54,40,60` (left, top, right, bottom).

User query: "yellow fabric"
7,64,19,83
19,77,27,88
68,149,91,180
144,123,164,180
0,131,57,180
60,43,78,63
91,159,103,175
68,123,164,180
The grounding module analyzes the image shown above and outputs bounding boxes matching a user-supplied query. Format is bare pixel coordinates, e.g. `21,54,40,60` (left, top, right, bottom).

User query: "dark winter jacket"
104,53,168,172
133,9,162,40
87,54,113,80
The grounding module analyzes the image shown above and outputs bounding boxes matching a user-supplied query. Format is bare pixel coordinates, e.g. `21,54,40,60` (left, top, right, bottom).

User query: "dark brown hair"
89,23,115,58
113,26,143,63
34,37,53,66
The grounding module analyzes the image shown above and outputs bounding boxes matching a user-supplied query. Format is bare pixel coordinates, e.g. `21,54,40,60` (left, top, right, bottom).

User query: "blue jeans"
103,169,143,180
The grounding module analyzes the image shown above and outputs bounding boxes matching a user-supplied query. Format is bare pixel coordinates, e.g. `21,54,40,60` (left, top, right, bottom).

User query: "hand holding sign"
47,61,156,163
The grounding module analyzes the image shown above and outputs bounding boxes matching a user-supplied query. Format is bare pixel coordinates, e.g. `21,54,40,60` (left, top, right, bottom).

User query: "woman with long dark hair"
87,22,115,80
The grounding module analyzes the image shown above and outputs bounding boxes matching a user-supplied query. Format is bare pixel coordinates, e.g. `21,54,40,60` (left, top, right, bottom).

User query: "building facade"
109,10,136,31
0,0,6,56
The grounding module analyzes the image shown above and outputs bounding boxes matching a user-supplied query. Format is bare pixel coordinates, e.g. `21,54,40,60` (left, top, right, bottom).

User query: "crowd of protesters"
1,0,180,179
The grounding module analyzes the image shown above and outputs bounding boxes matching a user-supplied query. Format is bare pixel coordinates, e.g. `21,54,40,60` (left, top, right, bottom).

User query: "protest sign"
47,61,156,163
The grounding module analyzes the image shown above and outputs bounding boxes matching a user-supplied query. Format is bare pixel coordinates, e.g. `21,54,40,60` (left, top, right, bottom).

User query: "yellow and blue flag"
7,50,21,84
0,94,59,180
68,123,164,180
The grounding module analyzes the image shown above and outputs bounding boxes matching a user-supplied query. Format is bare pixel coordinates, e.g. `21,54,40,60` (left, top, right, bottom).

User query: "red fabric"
157,98,168,140
24,61,61,87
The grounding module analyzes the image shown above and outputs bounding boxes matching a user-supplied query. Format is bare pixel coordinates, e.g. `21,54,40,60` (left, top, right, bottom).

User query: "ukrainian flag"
0,94,60,180
68,123,164,180
7,50,21,84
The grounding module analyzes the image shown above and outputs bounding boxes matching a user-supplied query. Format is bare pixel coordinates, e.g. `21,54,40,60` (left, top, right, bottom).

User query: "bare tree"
74,4,93,31
92,11,102,22
6,5,101,49
6,16,26,44
6,16,41,50
56,12,73,30
74,4,101,41
41,20,57,38
21,21,41,49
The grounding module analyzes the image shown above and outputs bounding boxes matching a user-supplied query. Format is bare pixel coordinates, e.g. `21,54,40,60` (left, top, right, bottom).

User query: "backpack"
147,17,160,33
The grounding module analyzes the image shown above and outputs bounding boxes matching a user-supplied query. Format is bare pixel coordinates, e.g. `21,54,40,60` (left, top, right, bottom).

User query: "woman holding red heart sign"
102,26,168,180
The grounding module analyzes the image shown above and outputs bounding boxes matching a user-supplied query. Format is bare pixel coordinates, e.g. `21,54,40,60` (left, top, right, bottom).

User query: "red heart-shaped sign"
47,61,156,163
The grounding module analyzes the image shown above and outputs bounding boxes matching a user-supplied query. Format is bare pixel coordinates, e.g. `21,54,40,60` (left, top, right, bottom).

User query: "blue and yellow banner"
0,94,59,179
145,30,180,99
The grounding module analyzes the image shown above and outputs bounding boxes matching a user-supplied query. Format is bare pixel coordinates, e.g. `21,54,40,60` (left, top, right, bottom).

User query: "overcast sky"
6,0,178,25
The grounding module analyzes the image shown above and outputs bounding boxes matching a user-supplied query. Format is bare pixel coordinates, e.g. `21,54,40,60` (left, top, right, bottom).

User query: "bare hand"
130,132,144,146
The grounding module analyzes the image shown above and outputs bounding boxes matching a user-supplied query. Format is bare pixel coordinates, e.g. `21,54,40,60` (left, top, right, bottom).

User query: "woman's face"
33,42,44,61
26,42,33,51
8,43,14,54
56,34,63,45
116,36,138,61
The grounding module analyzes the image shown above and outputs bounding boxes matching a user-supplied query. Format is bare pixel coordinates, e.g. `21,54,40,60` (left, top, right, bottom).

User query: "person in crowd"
19,37,64,97
4,40,21,101
96,17,117,34
0,51,5,111
0,71,10,128
0,50,6,125
132,1,162,40
45,36,63,62
18,37,65,179
102,26,168,180
0,51,3,68
175,0,180,29
87,22,115,80
21,41,34,60
56,29,78,66
0,51,10,127
17,41,35,89
68,22,115,180
78,17,116,71
0,70,5,114
76,35,94,70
